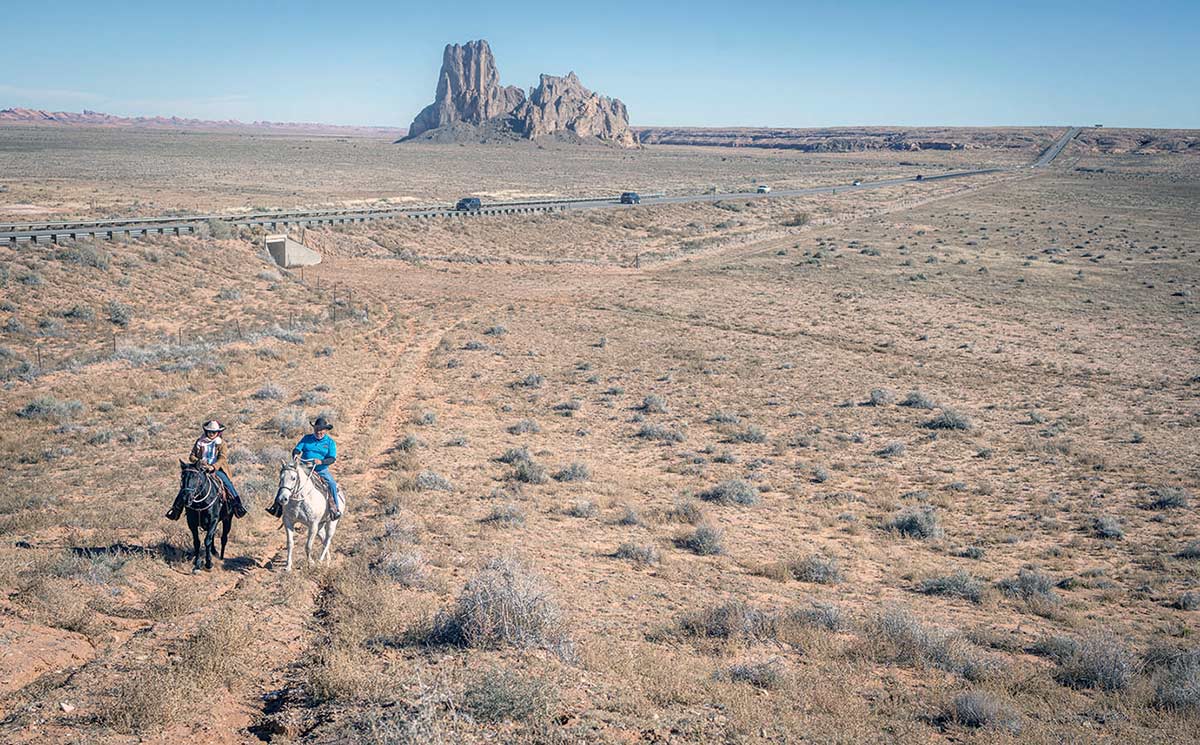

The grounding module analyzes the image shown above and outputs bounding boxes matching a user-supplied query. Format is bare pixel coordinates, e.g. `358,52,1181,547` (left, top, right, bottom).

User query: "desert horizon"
2,8,1198,744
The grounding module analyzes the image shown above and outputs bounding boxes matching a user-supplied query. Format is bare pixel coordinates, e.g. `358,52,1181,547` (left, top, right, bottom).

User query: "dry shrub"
482,503,526,527
888,508,943,539
614,542,661,566
866,610,1003,682
552,462,590,482
1151,649,1200,712
1054,630,1135,691
370,546,431,588
429,556,572,659
16,577,101,636
723,658,785,689
462,668,556,723
102,664,191,734
782,553,844,584
948,690,1021,732
308,645,394,704
144,580,201,619
564,499,597,518
667,498,704,524
675,523,724,555
104,610,248,733
919,570,985,603
699,479,759,506
678,600,778,641
997,567,1060,611
924,407,974,431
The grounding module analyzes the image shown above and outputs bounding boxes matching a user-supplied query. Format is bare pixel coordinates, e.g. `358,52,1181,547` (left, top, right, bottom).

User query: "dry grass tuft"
428,556,573,659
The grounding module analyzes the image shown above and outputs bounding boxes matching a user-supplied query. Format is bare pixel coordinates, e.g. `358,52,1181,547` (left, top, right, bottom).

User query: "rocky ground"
0,135,1197,743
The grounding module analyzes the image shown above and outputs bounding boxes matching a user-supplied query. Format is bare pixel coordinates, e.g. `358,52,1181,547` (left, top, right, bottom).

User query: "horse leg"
284,522,295,572
318,519,337,562
189,513,202,573
304,521,318,566
204,514,218,570
219,509,232,560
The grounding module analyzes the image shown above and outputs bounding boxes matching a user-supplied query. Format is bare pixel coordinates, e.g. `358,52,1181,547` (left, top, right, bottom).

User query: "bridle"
181,466,219,512
276,460,318,507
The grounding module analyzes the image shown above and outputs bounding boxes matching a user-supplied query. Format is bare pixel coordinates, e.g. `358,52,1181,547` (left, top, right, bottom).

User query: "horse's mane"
282,459,317,486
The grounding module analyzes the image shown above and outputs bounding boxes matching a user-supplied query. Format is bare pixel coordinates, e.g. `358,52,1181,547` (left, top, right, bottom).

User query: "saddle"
299,461,337,509
203,470,231,504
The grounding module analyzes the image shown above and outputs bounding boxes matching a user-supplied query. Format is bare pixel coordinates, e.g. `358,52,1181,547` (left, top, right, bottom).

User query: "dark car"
914,174,924,181
620,192,640,205
455,197,482,211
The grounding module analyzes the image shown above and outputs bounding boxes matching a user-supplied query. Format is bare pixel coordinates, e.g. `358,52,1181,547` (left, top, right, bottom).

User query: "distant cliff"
0,108,406,138
634,126,1200,154
403,40,637,148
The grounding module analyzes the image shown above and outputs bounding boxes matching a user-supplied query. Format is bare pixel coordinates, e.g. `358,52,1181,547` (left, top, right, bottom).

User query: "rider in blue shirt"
272,416,342,519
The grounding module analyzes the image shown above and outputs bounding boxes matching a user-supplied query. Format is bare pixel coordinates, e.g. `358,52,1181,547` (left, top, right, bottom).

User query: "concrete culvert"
265,234,322,268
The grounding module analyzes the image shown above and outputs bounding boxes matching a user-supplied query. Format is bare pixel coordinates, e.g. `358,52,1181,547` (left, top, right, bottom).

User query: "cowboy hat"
311,416,334,431
202,420,225,432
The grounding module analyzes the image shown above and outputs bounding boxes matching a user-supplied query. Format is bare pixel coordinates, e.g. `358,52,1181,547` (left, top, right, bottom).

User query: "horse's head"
179,460,204,494
276,460,300,505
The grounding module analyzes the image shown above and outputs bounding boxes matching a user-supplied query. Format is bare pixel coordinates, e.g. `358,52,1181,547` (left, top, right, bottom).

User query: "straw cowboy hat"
202,420,225,433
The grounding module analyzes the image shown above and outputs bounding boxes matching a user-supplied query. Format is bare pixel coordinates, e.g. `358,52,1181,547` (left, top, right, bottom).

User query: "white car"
852,179,863,186
756,185,771,194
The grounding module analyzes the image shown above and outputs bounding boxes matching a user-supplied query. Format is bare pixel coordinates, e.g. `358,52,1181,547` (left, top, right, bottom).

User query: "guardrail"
0,193,669,234
0,171,996,246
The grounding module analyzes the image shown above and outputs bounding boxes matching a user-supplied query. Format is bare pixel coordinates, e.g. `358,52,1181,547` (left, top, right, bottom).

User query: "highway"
1031,126,1082,168
0,127,1081,245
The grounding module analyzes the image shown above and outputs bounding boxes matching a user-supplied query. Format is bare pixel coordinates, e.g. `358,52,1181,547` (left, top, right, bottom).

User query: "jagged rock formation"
407,41,525,139
404,40,637,147
514,72,636,147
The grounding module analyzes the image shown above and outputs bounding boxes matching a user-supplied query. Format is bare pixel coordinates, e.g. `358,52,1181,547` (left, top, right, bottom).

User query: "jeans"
215,471,240,500
317,469,342,510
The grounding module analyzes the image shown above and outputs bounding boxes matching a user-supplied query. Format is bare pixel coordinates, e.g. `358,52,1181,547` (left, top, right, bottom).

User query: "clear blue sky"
2,0,1196,128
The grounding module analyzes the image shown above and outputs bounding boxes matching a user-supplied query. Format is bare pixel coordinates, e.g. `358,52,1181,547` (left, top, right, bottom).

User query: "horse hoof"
192,567,200,574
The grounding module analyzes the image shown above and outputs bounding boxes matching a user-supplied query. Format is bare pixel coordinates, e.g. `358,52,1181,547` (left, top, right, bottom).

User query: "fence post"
36,345,43,369
112,332,118,355
236,318,242,339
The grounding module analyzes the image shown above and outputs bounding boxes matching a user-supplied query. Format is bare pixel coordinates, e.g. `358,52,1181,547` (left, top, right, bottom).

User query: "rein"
277,460,318,506
183,468,220,512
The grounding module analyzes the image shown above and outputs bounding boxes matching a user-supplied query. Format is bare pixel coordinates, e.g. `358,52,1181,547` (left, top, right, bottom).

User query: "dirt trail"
0,296,463,743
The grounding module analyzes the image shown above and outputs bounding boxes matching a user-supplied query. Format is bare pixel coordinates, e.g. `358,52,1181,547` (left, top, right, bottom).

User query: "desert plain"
0,126,1197,743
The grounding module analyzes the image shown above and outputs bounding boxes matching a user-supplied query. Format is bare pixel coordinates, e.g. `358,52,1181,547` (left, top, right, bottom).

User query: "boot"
328,497,342,521
266,500,282,518
232,496,248,519
165,505,183,521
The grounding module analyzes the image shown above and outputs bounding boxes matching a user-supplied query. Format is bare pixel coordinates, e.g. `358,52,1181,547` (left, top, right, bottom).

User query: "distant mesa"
0,107,406,138
403,40,637,148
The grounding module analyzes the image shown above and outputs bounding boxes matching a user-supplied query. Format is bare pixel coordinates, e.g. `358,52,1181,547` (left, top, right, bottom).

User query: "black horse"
176,461,234,573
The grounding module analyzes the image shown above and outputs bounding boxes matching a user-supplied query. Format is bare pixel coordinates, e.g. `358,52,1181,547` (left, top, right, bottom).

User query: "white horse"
275,456,341,571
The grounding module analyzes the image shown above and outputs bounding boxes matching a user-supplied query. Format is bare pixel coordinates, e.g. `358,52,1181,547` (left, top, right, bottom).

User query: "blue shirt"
294,434,336,471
